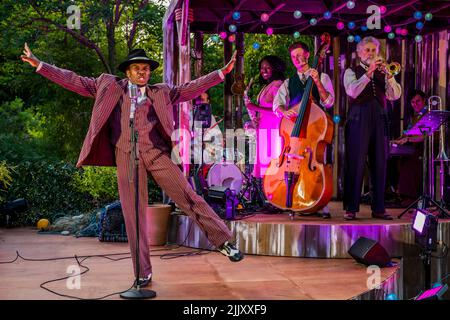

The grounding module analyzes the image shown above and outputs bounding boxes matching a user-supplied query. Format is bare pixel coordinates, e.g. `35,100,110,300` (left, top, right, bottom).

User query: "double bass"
263,33,334,213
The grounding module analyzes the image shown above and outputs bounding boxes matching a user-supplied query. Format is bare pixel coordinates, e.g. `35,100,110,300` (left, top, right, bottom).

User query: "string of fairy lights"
207,0,436,47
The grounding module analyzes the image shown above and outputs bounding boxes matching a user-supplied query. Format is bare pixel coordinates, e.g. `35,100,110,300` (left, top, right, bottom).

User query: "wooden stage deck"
0,227,400,300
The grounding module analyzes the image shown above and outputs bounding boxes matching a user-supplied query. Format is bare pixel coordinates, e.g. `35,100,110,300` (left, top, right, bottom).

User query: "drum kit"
190,120,278,217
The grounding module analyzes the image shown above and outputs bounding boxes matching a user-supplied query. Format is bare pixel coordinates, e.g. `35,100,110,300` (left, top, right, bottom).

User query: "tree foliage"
0,1,167,222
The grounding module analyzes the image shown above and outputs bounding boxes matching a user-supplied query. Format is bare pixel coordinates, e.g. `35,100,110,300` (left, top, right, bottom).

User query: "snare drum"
200,163,244,192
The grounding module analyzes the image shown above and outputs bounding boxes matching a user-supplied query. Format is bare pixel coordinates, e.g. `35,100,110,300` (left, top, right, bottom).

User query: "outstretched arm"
170,51,237,105
21,43,98,98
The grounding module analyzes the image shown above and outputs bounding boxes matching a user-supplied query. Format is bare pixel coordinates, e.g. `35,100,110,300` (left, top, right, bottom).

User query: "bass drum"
200,163,244,192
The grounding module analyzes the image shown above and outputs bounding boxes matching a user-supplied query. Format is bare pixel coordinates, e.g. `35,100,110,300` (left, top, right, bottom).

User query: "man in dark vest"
273,41,335,217
343,36,402,220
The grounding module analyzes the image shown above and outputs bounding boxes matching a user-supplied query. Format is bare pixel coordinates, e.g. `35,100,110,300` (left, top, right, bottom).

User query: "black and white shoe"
218,241,244,262
134,273,152,287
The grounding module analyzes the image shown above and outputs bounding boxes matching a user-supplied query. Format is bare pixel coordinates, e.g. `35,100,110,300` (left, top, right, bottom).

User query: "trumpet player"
343,36,402,220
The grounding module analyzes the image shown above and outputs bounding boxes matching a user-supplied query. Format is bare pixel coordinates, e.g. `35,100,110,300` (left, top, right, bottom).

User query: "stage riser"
171,214,450,259
354,259,403,300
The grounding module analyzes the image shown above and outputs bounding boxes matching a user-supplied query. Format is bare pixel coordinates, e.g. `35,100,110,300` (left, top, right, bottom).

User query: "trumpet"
375,57,401,76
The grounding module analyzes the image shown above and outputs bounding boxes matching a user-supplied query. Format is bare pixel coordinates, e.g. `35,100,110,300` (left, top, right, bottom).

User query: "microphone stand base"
120,287,157,299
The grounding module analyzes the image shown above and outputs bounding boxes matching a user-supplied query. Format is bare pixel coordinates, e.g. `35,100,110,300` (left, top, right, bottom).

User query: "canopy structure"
186,0,450,36
163,0,449,198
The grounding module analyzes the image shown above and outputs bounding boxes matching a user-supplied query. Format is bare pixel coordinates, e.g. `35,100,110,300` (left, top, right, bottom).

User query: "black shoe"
218,241,244,262
371,211,393,220
134,274,152,287
321,212,331,219
344,211,356,220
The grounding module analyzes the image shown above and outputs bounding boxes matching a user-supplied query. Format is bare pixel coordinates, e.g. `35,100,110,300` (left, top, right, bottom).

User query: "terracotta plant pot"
146,204,172,246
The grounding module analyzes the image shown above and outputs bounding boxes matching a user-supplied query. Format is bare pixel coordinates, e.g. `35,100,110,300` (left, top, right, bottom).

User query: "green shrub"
5,160,94,225
0,160,14,204
72,166,119,204
4,160,163,225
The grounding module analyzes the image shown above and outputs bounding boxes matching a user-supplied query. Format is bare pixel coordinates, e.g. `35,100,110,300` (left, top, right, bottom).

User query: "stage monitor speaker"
348,237,391,267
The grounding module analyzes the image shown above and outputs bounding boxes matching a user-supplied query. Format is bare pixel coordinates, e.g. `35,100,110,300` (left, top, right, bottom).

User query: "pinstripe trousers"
116,147,232,277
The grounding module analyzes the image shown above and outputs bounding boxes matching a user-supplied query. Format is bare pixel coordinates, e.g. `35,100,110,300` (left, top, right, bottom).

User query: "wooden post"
332,36,340,199
193,32,204,78
234,32,245,129
224,40,233,130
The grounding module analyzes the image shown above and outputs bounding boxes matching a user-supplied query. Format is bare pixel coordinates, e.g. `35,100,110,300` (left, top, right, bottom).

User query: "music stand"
398,110,450,219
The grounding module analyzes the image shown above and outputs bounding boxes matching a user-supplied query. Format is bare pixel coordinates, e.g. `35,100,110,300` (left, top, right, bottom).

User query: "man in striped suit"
21,43,244,287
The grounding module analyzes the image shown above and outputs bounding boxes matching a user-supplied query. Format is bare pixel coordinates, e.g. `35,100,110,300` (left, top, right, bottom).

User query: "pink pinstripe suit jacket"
37,63,223,168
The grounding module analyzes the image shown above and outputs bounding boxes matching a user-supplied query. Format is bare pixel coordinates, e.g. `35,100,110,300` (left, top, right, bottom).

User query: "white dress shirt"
273,69,335,116
343,62,402,101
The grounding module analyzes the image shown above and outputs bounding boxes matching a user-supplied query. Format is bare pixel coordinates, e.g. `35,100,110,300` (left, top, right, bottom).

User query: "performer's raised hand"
21,43,40,68
221,51,237,75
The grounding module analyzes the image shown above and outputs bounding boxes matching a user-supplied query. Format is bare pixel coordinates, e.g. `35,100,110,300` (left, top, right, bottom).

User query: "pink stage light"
336,22,345,30
266,27,273,36
384,25,392,33
219,31,227,39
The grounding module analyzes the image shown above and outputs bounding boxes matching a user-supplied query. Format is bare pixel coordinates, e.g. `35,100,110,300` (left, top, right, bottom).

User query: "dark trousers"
344,100,389,213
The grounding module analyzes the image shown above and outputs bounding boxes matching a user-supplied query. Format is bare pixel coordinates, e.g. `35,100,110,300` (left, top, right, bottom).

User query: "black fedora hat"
118,48,159,72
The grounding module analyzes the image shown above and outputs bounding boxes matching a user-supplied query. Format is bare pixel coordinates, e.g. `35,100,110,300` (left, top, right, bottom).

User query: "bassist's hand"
283,106,299,119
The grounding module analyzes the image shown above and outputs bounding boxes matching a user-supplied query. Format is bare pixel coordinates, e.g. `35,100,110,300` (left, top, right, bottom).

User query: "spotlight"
412,209,438,252
0,198,27,227
414,284,448,300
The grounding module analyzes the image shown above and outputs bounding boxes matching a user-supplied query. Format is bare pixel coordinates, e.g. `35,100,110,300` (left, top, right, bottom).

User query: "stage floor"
0,228,401,300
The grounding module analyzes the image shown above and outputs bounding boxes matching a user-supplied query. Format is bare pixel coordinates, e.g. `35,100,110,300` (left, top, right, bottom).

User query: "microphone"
129,83,138,120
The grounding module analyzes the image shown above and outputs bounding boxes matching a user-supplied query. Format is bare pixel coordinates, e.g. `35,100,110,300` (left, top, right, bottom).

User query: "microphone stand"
120,89,156,299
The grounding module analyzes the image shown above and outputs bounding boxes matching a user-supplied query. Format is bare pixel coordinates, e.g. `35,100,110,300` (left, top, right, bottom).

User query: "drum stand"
239,171,266,209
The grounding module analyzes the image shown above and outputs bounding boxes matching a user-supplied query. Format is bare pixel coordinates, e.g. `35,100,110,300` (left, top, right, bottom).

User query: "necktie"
137,89,146,105
301,73,306,84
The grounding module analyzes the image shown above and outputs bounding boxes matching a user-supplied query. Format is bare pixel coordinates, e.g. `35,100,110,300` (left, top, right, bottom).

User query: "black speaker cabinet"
348,237,391,267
